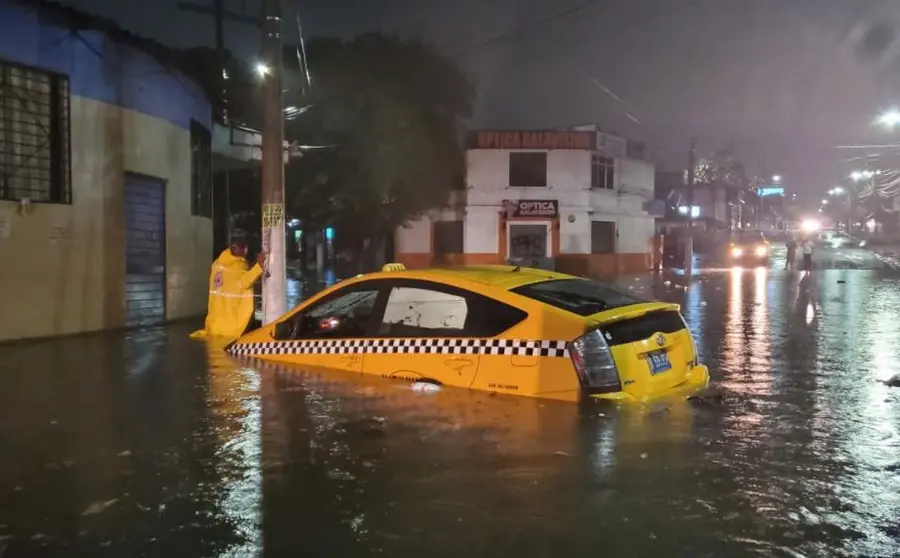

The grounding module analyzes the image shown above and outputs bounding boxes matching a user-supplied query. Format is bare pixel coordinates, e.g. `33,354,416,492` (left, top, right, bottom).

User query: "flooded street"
3,257,900,556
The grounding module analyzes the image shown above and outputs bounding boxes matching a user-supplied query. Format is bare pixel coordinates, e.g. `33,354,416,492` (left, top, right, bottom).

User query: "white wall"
0,95,211,341
559,210,591,254
467,149,592,193
618,158,654,198
464,208,499,254
396,217,432,254
613,214,656,253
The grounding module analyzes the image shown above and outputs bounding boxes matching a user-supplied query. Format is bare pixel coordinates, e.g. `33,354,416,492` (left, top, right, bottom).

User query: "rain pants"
190,249,263,340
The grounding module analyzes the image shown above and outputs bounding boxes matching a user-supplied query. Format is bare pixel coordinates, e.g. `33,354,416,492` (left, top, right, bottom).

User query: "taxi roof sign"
381,263,406,272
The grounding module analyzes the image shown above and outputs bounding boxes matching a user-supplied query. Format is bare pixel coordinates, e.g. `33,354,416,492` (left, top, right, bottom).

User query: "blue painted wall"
0,0,211,131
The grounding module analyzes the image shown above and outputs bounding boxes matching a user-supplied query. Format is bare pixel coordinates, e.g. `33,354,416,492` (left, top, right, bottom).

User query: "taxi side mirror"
272,319,296,340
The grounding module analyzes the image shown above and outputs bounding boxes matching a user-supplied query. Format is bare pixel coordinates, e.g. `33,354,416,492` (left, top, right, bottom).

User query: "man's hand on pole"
257,250,270,278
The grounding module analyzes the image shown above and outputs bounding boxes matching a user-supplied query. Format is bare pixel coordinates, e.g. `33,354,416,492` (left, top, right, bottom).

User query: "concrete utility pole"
683,138,696,274
180,0,287,321
260,0,287,323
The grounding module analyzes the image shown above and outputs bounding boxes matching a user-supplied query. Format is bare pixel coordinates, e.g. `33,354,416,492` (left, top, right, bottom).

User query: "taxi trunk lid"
585,303,698,398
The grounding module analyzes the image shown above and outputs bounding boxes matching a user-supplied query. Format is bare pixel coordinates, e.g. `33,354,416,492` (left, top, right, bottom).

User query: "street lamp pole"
683,138,696,274
260,0,286,324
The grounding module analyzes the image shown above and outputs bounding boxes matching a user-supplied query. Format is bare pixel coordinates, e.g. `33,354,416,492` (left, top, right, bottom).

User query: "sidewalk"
846,234,900,267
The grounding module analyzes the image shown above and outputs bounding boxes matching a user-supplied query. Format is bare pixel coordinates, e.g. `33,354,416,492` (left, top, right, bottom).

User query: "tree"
691,149,749,190
284,34,473,270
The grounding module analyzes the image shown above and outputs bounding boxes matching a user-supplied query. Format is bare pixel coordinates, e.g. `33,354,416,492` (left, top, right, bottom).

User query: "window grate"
0,61,70,204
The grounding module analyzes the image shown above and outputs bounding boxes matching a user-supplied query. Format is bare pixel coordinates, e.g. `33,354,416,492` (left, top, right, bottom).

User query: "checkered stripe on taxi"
228,338,569,358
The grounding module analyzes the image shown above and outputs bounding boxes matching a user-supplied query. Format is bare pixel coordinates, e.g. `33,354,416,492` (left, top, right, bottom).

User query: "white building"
395,126,657,276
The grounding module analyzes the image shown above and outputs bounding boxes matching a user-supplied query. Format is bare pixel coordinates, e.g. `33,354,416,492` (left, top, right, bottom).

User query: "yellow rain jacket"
190,249,263,340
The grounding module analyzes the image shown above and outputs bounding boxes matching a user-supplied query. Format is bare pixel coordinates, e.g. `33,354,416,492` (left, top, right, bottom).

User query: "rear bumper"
590,364,710,403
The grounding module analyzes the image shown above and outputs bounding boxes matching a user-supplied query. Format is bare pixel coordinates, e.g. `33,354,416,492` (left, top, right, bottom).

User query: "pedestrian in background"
785,237,797,270
802,237,814,272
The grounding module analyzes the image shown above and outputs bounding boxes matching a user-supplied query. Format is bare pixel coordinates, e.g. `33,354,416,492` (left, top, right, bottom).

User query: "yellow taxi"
226,264,710,403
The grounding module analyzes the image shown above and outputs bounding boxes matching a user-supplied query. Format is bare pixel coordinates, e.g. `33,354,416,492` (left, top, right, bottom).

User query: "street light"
821,199,828,205
877,109,900,128
772,174,782,183
255,62,270,77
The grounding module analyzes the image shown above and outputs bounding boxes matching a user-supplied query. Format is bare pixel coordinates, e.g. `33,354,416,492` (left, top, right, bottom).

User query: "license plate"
647,350,671,375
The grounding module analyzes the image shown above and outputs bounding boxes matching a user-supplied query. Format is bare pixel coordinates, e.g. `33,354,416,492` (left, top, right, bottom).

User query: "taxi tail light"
569,329,621,392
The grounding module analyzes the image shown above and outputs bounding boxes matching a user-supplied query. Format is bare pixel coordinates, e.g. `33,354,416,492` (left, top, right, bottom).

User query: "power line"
497,0,708,66
285,0,708,133
450,0,607,58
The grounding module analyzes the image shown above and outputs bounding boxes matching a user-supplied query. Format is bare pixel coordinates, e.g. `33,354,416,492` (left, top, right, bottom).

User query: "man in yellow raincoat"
191,232,267,340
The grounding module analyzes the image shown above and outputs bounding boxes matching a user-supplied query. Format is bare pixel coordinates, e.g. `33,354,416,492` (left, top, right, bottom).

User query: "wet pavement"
2,249,900,557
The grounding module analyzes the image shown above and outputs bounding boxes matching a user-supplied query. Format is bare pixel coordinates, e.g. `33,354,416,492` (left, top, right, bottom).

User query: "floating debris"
411,382,441,393
81,499,119,516
883,375,900,388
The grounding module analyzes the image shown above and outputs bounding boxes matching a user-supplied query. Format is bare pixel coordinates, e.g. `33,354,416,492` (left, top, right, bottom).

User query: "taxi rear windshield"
511,279,642,316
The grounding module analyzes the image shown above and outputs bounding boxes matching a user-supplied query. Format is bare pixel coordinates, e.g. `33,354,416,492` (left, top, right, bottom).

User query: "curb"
846,234,900,269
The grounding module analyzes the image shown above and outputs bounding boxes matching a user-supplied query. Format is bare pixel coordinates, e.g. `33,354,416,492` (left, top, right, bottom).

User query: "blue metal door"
124,173,166,327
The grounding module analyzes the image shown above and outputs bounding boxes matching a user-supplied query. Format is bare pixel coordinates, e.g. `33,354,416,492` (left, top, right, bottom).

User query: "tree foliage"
284,34,473,249
691,149,749,190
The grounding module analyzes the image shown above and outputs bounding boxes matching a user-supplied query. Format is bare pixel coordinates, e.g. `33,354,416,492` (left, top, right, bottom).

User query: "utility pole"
683,138,696,274
756,156,766,229
260,0,286,323
181,0,286,322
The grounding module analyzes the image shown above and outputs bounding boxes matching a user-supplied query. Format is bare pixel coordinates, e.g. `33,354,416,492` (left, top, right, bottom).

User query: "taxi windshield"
735,230,764,243
512,279,642,317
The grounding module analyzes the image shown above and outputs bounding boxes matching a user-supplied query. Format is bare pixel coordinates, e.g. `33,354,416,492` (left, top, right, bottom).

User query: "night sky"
57,0,900,200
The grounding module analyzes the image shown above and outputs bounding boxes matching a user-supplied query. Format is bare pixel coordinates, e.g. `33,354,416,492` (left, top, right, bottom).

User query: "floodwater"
2,253,900,557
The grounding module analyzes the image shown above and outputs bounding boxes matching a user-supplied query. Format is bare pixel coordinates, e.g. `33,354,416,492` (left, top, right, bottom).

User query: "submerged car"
226,265,709,403
729,230,769,266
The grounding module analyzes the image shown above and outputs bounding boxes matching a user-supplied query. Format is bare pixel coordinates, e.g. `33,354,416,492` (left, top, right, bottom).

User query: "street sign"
757,186,784,197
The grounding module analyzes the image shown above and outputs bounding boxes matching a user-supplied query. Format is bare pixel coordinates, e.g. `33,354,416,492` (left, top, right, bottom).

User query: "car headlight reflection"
731,247,743,257
755,246,767,256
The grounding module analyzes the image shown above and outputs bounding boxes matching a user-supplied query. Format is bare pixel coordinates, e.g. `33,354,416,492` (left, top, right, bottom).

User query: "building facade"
0,0,214,341
395,126,657,276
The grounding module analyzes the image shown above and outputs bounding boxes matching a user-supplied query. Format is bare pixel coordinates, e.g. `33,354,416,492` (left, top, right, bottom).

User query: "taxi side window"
272,288,379,340
378,284,527,338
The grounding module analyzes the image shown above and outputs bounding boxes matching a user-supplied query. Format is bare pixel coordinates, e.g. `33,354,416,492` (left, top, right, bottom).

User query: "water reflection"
2,270,900,556
205,341,262,557
256,362,704,556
